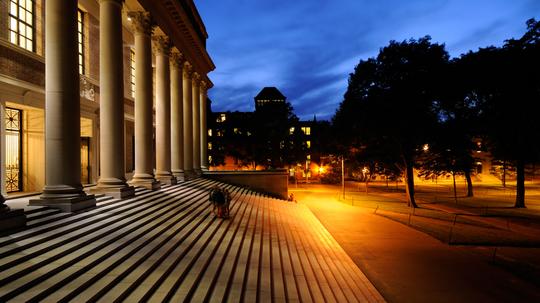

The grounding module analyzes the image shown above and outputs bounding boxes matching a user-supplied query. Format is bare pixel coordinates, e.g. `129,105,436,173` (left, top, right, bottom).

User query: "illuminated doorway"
5,108,22,192
81,137,90,184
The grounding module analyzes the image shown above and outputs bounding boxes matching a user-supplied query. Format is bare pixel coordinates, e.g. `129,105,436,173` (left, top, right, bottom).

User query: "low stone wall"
203,170,288,200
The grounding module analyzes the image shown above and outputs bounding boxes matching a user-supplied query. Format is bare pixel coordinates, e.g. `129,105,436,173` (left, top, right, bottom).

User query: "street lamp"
341,156,345,199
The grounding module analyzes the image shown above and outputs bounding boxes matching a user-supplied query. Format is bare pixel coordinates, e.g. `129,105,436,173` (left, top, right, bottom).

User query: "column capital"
152,35,171,56
192,72,201,83
127,11,153,36
170,48,185,68
200,80,208,92
183,62,193,79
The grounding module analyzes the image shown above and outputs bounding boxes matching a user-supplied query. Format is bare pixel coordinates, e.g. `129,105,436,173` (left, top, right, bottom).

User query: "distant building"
209,87,321,180
254,87,287,110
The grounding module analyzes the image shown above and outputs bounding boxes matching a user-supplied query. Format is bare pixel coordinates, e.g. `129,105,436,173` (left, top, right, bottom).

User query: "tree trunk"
502,160,507,188
464,169,474,197
365,174,370,194
515,159,526,208
404,163,418,208
452,171,458,203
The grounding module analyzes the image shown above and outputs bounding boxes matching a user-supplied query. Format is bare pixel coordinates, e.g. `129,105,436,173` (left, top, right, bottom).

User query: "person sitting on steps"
208,186,231,218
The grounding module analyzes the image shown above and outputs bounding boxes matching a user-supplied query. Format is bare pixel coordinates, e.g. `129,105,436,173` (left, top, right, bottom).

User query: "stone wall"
204,170,289,200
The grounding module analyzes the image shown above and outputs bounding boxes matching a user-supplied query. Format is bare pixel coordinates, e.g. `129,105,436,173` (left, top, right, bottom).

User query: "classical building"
0,0,214,227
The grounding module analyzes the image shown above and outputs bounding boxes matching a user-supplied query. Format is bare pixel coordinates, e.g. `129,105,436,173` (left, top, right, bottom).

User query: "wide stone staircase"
0,178,384,302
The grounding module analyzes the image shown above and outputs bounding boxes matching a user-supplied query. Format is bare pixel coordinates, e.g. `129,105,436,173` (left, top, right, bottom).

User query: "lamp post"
341,156,345,199
305,160,309,184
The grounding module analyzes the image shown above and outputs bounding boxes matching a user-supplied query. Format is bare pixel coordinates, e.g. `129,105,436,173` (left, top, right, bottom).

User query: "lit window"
307,154,311,160
234,128,240,134
301,127,311,135
130,50,136,98
306,141,311,149
9,0,35,52
208,142,212,150
217,113,226,123
289,127,295,135
78,9,85,74
208,129,212,137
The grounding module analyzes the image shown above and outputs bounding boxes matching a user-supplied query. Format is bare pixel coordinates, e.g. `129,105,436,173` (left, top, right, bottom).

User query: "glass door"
5,108,22,192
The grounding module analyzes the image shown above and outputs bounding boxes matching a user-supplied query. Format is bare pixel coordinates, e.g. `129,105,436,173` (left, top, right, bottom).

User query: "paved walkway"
292,185,540,303
0,179,383,302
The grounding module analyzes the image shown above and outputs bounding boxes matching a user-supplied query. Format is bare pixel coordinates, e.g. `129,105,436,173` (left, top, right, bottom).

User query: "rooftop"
254,87,287,101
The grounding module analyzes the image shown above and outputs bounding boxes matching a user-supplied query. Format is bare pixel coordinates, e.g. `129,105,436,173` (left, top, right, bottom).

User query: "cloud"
196,0,539,121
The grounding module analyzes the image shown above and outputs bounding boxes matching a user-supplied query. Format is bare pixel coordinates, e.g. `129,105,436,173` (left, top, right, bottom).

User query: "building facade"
0,0,214,212
209,87,322,180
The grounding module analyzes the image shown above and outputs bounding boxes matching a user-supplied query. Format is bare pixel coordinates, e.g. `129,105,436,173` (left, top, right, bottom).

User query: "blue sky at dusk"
195,0,539,120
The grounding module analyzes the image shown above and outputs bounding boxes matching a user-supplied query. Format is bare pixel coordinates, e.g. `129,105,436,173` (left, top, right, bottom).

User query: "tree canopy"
334,36,449,207
332,19,540,208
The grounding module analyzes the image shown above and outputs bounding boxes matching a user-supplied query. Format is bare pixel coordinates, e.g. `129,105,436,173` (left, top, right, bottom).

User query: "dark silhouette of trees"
332,18,539,208
479,19,540,207
425,55,486,198
334,36,448,208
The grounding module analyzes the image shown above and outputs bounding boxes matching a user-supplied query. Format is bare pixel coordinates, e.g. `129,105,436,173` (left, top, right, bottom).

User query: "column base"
29,195,96,212
172,170,185,182
156,174,177,185
193,168,202,176
129,178,161,190
200,166,209,172
0,207,26,233
91,185,135,199
183,169,198,180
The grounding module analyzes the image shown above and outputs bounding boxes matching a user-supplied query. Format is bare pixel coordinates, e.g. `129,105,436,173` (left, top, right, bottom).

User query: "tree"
479,19,540,208
333,37,449,207
427,56,485,198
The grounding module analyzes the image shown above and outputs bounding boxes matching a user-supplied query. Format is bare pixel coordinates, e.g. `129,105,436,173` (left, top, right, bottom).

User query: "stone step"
0,178,384,302
0,179,219,301
0,185,204,299
0,179,212,251
188,191,259,303
71,183,239,302
38,183,232,302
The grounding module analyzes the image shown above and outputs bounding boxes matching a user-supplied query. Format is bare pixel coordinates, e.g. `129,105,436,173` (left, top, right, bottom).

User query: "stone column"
93,0,134,199
200,81,209,171
30,0,95,211
170,50,185,180
0,103,25,231
128,11,160,190
192,72,201,174
182,62,194,179
153,35,176,185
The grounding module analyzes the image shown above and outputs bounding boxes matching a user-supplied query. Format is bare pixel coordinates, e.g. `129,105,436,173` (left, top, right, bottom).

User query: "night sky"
195,0,539,121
